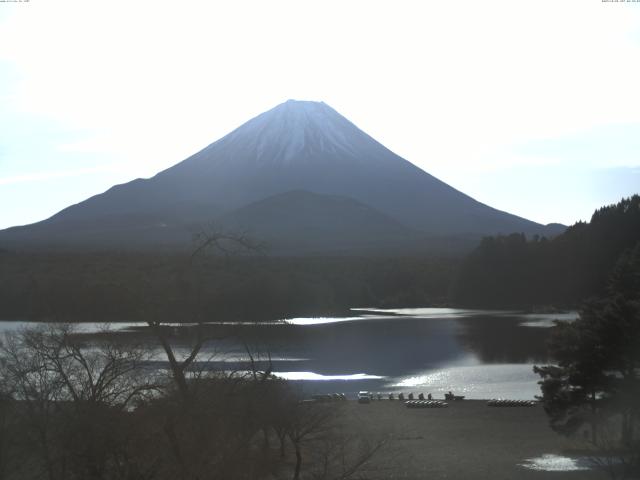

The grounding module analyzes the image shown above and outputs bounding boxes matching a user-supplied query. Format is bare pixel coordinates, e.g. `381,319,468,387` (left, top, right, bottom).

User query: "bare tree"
287,403,337,480
0,324,159,480
138,227,270,479
146,226,263,403
283,401,387,480
310,433,386,480
576,415,640,480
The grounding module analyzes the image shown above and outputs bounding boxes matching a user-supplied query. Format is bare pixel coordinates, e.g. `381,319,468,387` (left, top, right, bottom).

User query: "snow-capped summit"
225,100,357,163
191,99,386,167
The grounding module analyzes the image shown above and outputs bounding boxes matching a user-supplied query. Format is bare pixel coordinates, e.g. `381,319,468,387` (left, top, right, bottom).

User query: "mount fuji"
0,100,563,253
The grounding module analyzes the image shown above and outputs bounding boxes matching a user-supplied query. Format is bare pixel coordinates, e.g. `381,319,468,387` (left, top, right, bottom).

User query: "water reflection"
519,454,592,472
0,309,576,399
391,363,541,400
273,372,384,381
454,315,553,364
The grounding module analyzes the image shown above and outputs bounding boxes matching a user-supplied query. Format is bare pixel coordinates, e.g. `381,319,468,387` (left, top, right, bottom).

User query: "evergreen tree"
453,195,640,308
535,243,640,477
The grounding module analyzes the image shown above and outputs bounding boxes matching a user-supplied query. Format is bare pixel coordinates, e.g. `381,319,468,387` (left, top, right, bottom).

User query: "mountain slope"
0,100,562,252
219,190,421,254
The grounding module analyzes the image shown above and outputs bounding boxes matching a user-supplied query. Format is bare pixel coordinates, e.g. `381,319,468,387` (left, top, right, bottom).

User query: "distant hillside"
452,195,640,308
0,100,562,254
219,190,423,255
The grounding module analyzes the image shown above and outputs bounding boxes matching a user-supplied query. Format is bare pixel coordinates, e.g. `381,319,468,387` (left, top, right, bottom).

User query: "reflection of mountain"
0,100,562,253
77,312,552,397
219,315,554,372
454,316,553,364
96,314,552,376
209,318,466,377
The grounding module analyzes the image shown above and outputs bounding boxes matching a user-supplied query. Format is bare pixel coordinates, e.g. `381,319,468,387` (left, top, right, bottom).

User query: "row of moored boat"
405,400,448,408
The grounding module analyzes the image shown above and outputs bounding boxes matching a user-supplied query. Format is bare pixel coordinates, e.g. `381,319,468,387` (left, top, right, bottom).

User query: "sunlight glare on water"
284,316,374,325
391,364,541,400
351,307,488,317
518,312,579,328
519,454,591,471
284,316,362,325
273,372,384,381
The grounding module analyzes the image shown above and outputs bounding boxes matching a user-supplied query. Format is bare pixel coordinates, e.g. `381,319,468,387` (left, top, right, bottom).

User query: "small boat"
405,400,448,409
444,393,465,401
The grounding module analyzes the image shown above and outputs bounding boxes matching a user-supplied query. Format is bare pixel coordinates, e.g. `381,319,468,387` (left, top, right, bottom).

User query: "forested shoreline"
0,253,458,322
452,195,640,309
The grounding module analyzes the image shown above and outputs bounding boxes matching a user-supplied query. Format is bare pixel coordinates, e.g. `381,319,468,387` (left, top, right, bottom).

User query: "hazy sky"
1,0,639,229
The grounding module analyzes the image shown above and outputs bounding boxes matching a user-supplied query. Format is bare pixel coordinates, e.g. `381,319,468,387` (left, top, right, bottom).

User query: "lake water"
0,308,577,400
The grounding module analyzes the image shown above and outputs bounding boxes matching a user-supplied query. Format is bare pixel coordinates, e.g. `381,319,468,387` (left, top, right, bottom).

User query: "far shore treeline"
0,253,458,322
452,195,640,308
0,195,638,322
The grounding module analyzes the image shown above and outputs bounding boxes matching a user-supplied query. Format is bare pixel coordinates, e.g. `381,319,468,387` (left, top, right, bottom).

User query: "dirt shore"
341,400,607,480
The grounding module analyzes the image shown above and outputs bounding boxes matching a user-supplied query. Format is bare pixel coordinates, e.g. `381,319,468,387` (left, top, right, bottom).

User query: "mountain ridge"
0,100,564,253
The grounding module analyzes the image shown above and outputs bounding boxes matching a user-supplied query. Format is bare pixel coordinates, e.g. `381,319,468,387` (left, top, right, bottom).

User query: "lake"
0,308,577,400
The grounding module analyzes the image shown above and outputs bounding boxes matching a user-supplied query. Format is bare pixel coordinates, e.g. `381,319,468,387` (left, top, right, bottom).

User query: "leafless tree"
287,402,337,480
0,324,160,480
146,225,264,402
309,433,386,480
281,400,387,480
138,226,273,479
580,414,640,480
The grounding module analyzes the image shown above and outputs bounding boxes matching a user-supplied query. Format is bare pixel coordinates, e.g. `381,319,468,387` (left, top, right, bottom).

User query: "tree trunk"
279,433,286,458
163,415,190,479
621,410,632,447
262,427,270,451
590,391,597,445
293,442,302,480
